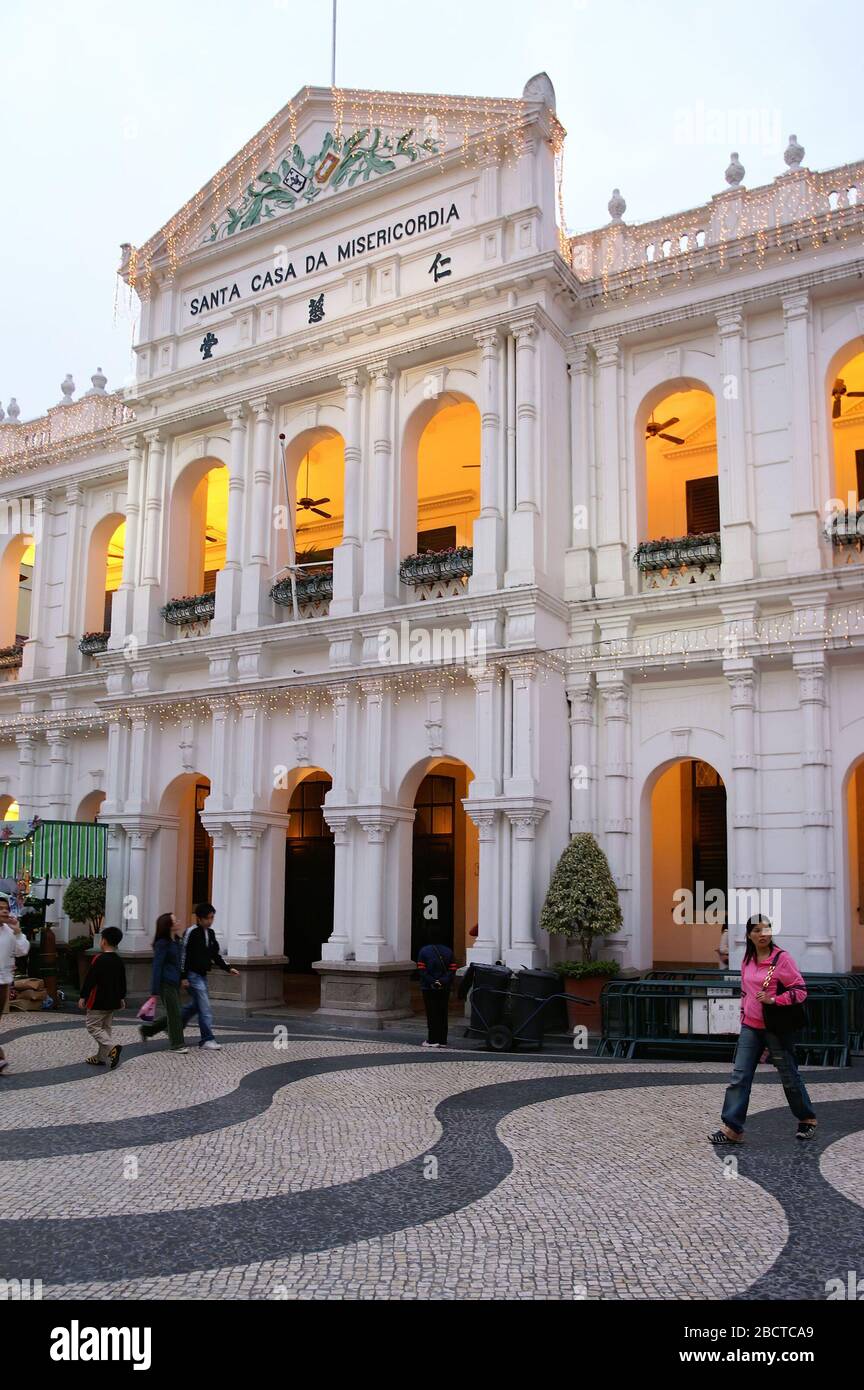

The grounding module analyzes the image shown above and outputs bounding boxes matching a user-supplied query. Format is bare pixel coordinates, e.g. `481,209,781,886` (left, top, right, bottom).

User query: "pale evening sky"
0,0,859,419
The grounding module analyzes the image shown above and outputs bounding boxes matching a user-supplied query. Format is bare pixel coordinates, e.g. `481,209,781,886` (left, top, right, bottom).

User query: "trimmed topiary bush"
539,832,622,964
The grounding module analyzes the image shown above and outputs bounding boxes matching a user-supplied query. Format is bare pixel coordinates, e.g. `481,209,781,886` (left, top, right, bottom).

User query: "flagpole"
331,0,337,87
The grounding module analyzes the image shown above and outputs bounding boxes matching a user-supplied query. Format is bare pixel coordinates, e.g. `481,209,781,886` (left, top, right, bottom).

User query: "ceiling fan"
645,414,684,445
832,378,864,419
296,453,332,519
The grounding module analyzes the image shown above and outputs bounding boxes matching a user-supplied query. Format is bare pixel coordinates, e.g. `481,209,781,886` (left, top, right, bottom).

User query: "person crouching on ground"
416,941,458,1048
180,903,239,1051
0,894,30,1076
78,926,126,1069
709,914,816,1146
140,913,188,1054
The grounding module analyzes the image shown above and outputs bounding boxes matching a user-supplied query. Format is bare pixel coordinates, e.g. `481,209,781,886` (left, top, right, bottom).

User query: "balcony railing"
400,546,473,600
161,592,216,630
634,533,721,590
78,631,110,656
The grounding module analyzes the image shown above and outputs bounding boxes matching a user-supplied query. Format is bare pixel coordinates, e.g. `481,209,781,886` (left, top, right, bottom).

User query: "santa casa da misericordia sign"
204,125,442,244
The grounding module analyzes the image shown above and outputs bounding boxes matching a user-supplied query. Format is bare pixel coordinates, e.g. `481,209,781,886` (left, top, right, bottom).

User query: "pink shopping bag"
137,998,156,1022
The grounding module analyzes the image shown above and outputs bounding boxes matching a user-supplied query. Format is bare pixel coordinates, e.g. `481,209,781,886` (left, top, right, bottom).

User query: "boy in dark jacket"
78,926,126,1069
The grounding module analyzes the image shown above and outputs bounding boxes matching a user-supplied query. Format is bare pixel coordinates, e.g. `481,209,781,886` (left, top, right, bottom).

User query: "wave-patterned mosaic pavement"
1,1014,862,1300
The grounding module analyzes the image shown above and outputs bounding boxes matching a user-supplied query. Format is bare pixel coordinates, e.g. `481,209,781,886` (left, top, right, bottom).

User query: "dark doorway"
284,778,335,972
691,761,728,907
191,782,212,906
411,774,455,956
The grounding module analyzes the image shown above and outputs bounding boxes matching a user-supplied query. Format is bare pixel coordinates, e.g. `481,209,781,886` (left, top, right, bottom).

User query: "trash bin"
469,964,512,1033
511,969,567,1046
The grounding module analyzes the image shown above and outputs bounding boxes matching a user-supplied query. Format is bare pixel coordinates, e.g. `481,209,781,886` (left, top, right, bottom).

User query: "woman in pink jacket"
709,915,817,1146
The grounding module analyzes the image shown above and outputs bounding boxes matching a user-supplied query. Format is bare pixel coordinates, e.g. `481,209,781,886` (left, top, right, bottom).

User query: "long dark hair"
153,913,174,946
743,915,775,965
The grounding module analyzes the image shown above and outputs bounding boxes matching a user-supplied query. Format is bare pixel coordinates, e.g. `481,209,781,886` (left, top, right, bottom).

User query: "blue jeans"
721,1024,816,1134
181,972,215,1045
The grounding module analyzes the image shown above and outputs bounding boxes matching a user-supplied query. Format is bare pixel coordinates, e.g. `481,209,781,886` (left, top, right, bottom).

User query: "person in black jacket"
140,913,188,1053
416,942,458,1048
180,903,238,1051
78,926,126,1069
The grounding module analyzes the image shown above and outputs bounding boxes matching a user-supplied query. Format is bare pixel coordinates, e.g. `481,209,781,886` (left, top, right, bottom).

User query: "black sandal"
708,1129,743,1146
796,1122,817,1141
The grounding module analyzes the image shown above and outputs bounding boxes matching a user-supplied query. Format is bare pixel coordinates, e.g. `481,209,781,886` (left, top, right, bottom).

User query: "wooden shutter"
191,783,212,904
202,569,218,594
686,476,720,535
416,525,456,554
856,449,864,505
692,764,728,903
102,588,114,633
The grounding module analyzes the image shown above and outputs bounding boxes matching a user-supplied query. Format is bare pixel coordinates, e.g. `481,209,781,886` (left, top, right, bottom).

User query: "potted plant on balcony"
79,631,110,655
399,545,474,585
634,533,721,572
161,592,216,626
540,832,622,1031
0,644,24,669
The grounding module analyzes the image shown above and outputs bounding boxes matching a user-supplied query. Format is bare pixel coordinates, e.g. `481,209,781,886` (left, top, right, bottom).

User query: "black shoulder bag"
760,951,807,1036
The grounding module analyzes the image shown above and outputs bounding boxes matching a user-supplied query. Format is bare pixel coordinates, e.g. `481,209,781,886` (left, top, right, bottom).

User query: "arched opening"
158,773,212,925
0,536,35,649
279,770,335,983
1,797,19,822
845,758,864,969
75,790,106,823
166,461,228,602
637,385,720,589
405,756,478,961
401,398,480,597
651,759,728,967
827,347,864,563
273,430,344,614
83,515,125,638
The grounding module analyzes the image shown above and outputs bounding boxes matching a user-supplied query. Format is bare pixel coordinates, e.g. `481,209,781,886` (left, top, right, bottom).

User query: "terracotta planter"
564,975,608,1032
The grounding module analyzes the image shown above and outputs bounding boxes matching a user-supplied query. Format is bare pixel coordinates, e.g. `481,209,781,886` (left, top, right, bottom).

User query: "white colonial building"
1,76,863,1018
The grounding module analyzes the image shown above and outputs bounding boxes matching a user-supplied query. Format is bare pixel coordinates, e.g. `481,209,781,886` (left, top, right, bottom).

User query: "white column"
361,363,397,610
51,484,84,674
356,817,394,962
598,677,632,933
469,667,502,800
19,492,50,680
469,329,505,595
505,321,543,588
794,648,834,969
14,736,36,820
505,809,546,968
564,347,593,600
229,819,265,958
725,665,759,960
566,672,595,834
330,369,363,616
464,807,502,964
716,309,756,581
109,435,143,649
133,429,167,644
504,658,538,799
319,813,352,961
783,292,823,573
359,678,387,801
594,340,627,597
126,826,155,951
46,728,69,819
212,406,247,635
123,714,153,816
238,397,275,630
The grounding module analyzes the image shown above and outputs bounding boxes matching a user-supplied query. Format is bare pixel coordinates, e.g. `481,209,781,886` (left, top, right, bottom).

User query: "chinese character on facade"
428,251,452,284
200,332,218,360
308,294,325,325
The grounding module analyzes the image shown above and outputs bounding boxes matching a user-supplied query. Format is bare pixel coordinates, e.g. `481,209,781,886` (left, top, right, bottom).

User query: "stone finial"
7,398,21,423
85,367,108,397
725,152,745,187
522,72,556,109
784,134,805,171
0,403,5,422
608,188,626,223
59,373,75,405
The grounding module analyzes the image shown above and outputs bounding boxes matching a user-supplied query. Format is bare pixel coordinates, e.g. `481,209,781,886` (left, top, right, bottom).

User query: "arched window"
636,386,720,589
651,759,727,967
401,398,480,599
827,349,864,564
272,429,345,619
0,536,34,650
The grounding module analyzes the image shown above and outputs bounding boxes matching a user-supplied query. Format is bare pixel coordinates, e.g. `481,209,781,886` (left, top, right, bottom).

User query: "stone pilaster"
716,309,756,581
783,292,823,573
330,369,363,616
238,397,275,629
361,362,397,610
594,340,626,597
469,328,505,594
212,405,248,634
109,435,143,649
564,346,593,600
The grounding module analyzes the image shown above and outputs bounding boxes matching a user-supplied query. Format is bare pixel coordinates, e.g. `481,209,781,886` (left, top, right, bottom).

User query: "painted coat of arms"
205,127,442,243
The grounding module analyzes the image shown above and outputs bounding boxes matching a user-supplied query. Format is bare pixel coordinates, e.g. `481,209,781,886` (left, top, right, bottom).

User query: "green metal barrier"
598,976,849,1066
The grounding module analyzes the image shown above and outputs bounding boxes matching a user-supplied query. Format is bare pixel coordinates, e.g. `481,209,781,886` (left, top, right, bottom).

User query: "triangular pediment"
124,82,558,290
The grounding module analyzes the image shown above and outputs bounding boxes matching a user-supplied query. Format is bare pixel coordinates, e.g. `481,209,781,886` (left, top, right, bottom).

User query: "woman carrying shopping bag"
139,913,188,1054
708,915,816,1146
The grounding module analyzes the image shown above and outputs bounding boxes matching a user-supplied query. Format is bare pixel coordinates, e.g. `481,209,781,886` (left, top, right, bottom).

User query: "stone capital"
337,367,364,392
782,291,810,323
716,308,744,337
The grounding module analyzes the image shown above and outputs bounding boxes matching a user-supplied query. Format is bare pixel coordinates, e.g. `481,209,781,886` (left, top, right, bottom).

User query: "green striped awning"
0,820,107,881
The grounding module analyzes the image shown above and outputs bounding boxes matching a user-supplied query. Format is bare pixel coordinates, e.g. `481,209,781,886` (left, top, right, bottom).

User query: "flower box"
824,509,864,546
160,593,216,626
634,533,721,572
400,546,474,585
270,569,334,606
0,644,23,669
78,631,110,655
